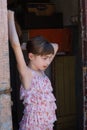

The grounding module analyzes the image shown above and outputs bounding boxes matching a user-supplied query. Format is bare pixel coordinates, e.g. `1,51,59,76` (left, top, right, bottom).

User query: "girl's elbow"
54,43,59,53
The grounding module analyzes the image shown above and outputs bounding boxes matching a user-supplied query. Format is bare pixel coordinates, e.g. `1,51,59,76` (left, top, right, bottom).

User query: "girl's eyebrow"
42,55,52,58
42,55,49,57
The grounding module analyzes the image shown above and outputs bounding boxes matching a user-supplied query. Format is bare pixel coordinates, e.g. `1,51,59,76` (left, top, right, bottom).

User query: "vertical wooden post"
80,0,87,130
0,0,13,130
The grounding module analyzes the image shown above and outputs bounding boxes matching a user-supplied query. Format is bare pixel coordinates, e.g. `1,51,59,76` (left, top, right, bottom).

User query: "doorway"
7,0,83,130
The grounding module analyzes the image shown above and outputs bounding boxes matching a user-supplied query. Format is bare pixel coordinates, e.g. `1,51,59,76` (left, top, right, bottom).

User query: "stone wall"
0,0,12,130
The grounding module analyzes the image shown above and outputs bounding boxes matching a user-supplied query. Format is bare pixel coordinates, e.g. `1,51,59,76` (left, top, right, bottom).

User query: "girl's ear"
28,53,34,60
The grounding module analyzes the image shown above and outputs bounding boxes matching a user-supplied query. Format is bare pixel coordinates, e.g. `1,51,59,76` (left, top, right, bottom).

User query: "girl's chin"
38,66,47,71
42,67,47,71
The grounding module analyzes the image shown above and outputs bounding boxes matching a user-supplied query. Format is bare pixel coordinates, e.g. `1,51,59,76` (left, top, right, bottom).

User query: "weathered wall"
0,0,12,129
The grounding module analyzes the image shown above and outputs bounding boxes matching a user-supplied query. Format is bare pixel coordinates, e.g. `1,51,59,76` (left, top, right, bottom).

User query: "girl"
8,10,58,130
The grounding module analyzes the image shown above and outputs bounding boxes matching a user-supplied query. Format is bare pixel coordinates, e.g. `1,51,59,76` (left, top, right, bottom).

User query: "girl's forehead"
34,54,53,58
41,54,53,58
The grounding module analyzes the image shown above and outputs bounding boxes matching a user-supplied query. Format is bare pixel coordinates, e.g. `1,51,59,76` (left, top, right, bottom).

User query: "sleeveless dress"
19,70,57,130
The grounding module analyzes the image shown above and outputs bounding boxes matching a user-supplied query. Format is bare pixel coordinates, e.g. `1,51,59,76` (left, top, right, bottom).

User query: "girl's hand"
8,10,14,20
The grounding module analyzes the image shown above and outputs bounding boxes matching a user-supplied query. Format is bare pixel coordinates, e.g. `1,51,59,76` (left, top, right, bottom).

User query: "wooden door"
52,56,77,130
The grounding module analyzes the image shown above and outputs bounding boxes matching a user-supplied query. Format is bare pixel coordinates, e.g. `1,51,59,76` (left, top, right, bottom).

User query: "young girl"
8,10,58,130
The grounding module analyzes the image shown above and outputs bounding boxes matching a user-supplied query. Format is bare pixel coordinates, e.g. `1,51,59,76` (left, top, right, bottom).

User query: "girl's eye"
42,56,48,60
42,57,47,60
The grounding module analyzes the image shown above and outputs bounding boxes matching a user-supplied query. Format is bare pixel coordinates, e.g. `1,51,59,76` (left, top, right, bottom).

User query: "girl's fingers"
8,10,14,18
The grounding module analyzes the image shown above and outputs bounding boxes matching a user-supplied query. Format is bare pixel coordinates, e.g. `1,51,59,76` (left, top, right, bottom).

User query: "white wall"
51,0,78,26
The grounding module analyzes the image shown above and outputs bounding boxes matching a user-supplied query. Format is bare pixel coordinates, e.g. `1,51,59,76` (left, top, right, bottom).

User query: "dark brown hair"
26,36,54,55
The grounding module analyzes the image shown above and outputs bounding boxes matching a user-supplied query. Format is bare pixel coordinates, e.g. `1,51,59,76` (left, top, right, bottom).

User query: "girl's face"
29,53,53,71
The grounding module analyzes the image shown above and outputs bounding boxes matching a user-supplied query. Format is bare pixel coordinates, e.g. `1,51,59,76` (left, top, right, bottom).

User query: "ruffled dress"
19,70,57,130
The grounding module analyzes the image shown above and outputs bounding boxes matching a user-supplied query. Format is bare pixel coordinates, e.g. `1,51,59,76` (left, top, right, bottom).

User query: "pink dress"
19,70,57,130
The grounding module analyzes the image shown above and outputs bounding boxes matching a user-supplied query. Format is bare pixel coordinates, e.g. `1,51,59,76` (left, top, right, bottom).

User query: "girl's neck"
28,63,39,71
28,64,43,76
28,63,44,76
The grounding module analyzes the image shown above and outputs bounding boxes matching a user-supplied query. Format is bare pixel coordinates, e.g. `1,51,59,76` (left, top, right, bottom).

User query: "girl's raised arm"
8,10,31,89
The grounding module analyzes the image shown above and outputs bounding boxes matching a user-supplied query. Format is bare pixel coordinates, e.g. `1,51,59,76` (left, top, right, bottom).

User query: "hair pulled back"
26,36,54,55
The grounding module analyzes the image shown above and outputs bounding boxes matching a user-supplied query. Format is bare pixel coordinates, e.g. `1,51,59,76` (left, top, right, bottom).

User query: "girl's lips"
43,66,47,69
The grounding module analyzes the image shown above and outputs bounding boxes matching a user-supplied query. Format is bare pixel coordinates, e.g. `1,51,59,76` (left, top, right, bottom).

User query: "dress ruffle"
19,72,57,130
